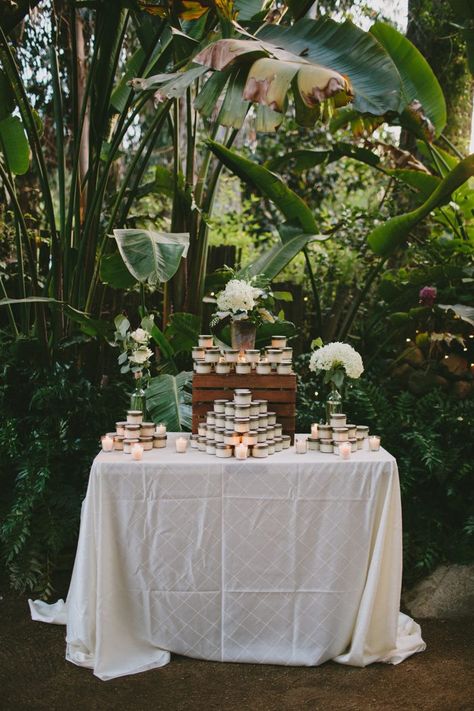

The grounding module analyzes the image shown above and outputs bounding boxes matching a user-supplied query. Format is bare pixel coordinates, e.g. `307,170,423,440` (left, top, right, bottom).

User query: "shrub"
0,338,127,597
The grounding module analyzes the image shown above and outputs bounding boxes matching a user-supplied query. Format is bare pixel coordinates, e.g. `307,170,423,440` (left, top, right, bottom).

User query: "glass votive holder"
369,435,381,451
295,438,307,454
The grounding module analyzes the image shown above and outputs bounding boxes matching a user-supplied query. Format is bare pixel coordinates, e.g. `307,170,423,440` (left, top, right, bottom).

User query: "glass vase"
130,376,147,417
231,320,257,352
325,384,342,423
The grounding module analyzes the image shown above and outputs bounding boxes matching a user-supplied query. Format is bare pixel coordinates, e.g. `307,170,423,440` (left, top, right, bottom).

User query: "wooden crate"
192,373,297,441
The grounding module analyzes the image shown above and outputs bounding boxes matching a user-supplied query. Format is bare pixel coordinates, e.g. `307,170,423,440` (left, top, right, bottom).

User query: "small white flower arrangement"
309,341,364,389
210,274,276,327
114,314,154,379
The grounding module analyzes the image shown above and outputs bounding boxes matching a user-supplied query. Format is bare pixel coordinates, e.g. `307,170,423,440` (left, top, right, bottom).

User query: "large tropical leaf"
368,154,474,255
112,228,190,284
370,22,446,139
165,312,201,353
256,18,402,116
266,143,380,173
146,372,193,431
194,33,353,129
238,224,329,280
0,114,29,174
206,139,318,232
100,252,138,289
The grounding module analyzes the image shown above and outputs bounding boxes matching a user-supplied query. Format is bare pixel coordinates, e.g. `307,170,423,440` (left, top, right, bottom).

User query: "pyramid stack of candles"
192,388,291,458
192,335,293,375
100,409,169,459
295,412,380,458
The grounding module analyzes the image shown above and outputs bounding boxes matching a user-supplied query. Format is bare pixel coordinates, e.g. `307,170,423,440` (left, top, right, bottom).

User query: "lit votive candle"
156,423,167,436
175,436,188,453
131,443,143,460
101,435,114,452
295,438,307,454
235,443,248,460
369,435,381,451
311,423,319,439
339,442,351,460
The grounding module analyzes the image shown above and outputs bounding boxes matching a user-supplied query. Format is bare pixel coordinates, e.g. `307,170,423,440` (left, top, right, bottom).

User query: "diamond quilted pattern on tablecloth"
223,497,297,591
106,496,221,591
297,464,377,501
148,591,222,661
294,499,371,591
222,590,356,664
223,463,297,500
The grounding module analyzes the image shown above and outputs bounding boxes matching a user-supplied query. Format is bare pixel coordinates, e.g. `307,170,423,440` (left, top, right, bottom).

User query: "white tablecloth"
30,434,425,680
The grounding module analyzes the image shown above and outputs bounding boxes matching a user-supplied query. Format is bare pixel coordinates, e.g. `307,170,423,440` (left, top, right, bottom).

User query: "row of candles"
192,334,293,375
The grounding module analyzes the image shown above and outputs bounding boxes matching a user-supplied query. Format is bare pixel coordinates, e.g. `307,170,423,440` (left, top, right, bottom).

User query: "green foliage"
0,338,127,596
296,355,474,586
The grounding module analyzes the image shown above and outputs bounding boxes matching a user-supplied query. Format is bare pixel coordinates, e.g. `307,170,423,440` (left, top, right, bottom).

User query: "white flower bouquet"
210,275,276,328
309,341,364,390
114,314,154,380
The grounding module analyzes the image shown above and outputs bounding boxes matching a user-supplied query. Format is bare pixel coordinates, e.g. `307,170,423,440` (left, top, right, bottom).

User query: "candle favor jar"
215,361,231,374
273,424,283,438
330,413,347,428
204,348,220,363
281,435,291,449
234,404,251,417
257,427,267,443
126,410,143,425
234,389,252,406
124,438,140,454
206,412,216,425
195,360,212,374
234,418,250,434
224,431,241,446
224,349,239,363
225,402,236,416
235,362,251,375
140,422,156,437
274,437,283,452
198,423,207,437
124,424,141,437
206,441,216,455
216,444,233,458
116,421,127,436
256,361,271,375
267,412,277,425
214,427,225,443
113,435,124,451
267,440,276,455
214,399,228,413
307,437,320,451
192,346,205,360
153,434,167,449
319,441,333,454
266,348,283,363
139,436,154,451
346,424,357,439
249,402,260,416
271,335,287,348
214,413,226,428
332,427,349,442
198,335,214,348
252,443,269,458
277,360,293,375
318,424,333,440
197,436,206,451
190,434,199,449
241,430,258,446
245,349,260,364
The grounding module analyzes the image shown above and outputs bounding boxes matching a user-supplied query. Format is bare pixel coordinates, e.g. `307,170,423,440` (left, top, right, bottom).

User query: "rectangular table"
30,434,425,680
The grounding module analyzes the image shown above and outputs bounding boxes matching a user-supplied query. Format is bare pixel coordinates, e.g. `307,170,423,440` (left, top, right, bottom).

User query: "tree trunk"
406,0,473,154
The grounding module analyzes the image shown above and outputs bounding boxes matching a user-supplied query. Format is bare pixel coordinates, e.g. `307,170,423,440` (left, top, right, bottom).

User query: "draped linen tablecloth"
30,434,425,680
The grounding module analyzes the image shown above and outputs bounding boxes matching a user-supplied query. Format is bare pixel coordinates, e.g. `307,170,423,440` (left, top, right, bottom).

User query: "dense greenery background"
0,0,473,596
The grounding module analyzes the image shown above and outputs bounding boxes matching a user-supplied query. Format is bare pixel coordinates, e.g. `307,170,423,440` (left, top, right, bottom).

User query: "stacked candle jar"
191,388,291,458
305,413,370,456
100,410,168,454
192,334,293,375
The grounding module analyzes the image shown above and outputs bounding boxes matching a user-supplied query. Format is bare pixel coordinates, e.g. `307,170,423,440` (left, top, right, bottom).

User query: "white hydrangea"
216,279,262,315
309,342,364,379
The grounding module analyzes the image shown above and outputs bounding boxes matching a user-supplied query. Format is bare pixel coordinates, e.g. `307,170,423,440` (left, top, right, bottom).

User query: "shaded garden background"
0,0,473,598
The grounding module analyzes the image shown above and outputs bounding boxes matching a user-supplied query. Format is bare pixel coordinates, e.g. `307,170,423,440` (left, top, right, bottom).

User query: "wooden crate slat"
192,372,296,438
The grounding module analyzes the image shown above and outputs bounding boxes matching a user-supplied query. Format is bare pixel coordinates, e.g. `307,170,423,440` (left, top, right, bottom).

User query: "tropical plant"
1,0,426,365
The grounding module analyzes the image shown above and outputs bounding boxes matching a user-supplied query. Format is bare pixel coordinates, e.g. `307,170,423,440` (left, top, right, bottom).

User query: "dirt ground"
0,590,472,711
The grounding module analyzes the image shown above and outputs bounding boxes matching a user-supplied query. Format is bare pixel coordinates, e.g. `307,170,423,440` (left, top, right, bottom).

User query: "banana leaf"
112,228,190,284
368,154,474,255
146,372,193,431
